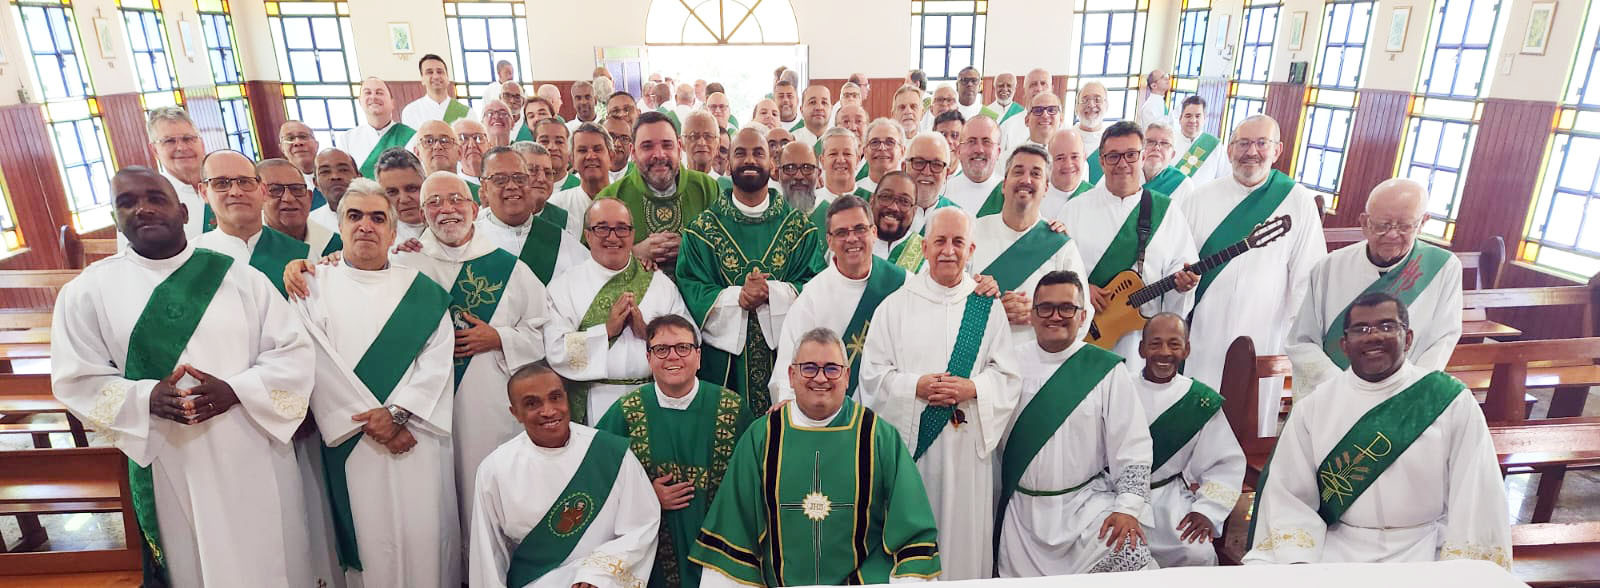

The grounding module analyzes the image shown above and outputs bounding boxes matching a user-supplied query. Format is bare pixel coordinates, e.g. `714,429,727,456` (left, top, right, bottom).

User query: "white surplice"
1137,94,1171,129
50,244,315,587
945,171,1002,213
1243,363,1511,569
338,120,409,172
469,425,660,588
1287,241,1464,395
474,210,591,278
543,257,691,422
769,259,897,404
996,340,1154,576
859,271,1022,580
1172,133,1229,185
401,95,453,129
1181,174,1326,437
1131,374,1245,568
696,196,803,365
549,187,598,236
1061,184,1198,367
970,214,1092,344
296,263,460,588
1076,122,1108,155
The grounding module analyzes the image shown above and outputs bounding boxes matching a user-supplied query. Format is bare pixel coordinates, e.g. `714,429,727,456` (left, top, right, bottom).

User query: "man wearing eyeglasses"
1246,292,1509,567
1286,178,1461,395
473,146,588,285
791,85,833,152
144,107,210,240
260,158,340,261
924,85,959,134
1181,115,1327,438
401,54,469,129
996,270,1155,576
192,150,308,299
453,118,491,195
481,99,515,148
278,120,324,208
777,141,823,221
341,77,416,179
603,116,637,183
705,91,737,136
859,118,906,194
1016,92,1064,153
945,115,1004,213
596,111,722,275
1001,68,1055,150
1139,121,1200,205
900,132,962,232
546,198,691,424
1074,82,1112,184
594,314,750,588
682,110,723,178
692,327,943,587
954,67,985,121
1136,69,1172,130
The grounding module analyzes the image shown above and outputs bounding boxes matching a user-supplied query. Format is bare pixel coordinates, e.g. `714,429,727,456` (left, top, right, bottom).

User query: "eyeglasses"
484,111,512,121
1146,140,1173,150
793,362,845,380
587,224,635,238
1365,219,1421,236
1029,106,1061,116
526,167,561,182
484,173,531,187
649,343,699,358
266,183,309,197
459,133,489,145
907,157,947,173
203,176,261,191
1344,321,1406,337
828,224,871,239
780,163,818,175
684,132,719,143
280,132,314,143
1078,96,1106,105
158,134,202,149
875,194,915,209
1033,302,1083,318
1100,150,1143,165
420,136,457,148
423,194,473,209
866,138,899,151
1230,138,1277,151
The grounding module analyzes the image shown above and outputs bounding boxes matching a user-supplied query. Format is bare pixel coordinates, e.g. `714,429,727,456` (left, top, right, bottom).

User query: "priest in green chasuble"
690,328,942,587
677,127,826,414
596,315,753,588
191,151,309,298
596,111,722,274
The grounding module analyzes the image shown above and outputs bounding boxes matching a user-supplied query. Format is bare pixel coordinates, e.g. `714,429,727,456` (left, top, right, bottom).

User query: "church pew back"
0,447,141,576
59,225,116,271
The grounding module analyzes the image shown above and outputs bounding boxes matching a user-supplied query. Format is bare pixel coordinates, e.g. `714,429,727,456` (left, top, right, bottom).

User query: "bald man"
1137,69,1172,129
192,150,309,297
340,77,416,177
1287,177,1462,394
536,84,565,122
946,115,1004,213
982,72,1024,126
671,82,696,122
413,120,462,176
453,118,490,186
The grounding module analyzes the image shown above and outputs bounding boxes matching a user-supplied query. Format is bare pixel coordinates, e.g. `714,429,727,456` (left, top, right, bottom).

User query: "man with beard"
413,120,468,200
1182,115,1326,438
341,78,416,178
751,99,782,130
817,128,873,219
279,120,325,208
982,72,1024,127
777,141,824,223
474,146,588,283
259,158,340,259
1075,82,1112,184
401,54,469,128
1287,178,1462,395
192,151,310,297
682,110,721,177
496,82,526,130
375,148,431,247
604,116,637,182
1131,313,1244,568
955,67,984,121
608,91,641,127
925,85,958,132
1140,121,1199,204
1002,68,1055,150
677,127,826,414
596,111,721,274
933,111,966,177
995,270,1154,576
791,84,832,151
893,85,925,139
870,172,923,272
308,148,359,236
565,80,598,133
705,91,737,135
1172,96,1230,191
860,206,1021,580
1062,121,1198,364
547,123,615,231
978,128,1090,219
774,78,803,132
481,99,515,148
945,115,1003,212
546,199,692,424
859,118,907,193
454,118,490,190
899,132,962,235
1245,293,1510,568
533,117,581,191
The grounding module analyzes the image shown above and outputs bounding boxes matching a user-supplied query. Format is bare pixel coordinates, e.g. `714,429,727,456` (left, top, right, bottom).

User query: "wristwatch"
386,405,412,426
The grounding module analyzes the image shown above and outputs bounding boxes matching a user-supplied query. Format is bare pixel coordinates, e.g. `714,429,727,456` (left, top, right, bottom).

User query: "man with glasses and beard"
981,73,1024,128
869,172,925,272
677,127,825,415
944,115,1004,213
776,141,823,223
1073,82,1112,184
596,111,721,274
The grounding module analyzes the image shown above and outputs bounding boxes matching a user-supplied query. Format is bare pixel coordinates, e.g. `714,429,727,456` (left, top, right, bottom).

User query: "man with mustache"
1002,68,1055,150
677,127,825,414
774,78,803,132
454,117,491,193
981,72,1024,128
1061,121,1198,364
1287,178,1462,394
192,151,311,297
681,110,722,177
955,66,984,121
1136,69,1172,129
52,165,317,587
474,146,588,284
401,54,469,128
545,198,691,424
1131,313,1244,568
607,91,641,127
546,123,615,234
341,78,416,178
898,132,962,235
1140,121,1200,204
860,206,1021,580
374,148,430,245
976,129,1094,220
1245,293,1510,567
468,361,661,588
892,85,925,139
1075,82,1112,184
869,171,924,272
1172,96,1228,184
945,115,1004,213
791,84,832,151
307,148,359,237
776,141,823,221
595,111,722,274
995,270,1154,576
278,120,324,208
1181,115,1326,438
260,158,340,260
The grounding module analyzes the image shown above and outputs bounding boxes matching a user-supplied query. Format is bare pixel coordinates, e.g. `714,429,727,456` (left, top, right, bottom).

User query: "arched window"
645,0,798,45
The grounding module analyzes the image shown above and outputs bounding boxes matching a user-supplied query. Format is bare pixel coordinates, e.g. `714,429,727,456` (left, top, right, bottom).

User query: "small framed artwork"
1386,7,1411,53
1289,11,1308,51
388,22,413,55
1522,2,1556,55
178,19,197,59
93,17,116,60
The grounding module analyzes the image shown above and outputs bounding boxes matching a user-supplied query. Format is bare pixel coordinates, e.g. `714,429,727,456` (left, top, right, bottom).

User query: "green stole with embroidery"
506,431,631,588
843,257,907,397
1313,371,1464,525
446,248,518,391
1174,133,1221,177
322,274,450,570
1193,170,1296,302
912,292,991,460
1144,167,1189,198
886,234,925,273
247,227,311,297
1148,379,1224,472
443,99,470,123
358,123,418,178
566,258,654,424
123,248,235,586
1321,242,1454,368
977,180,1091,217
1086,191,1172,287
516,216,568,284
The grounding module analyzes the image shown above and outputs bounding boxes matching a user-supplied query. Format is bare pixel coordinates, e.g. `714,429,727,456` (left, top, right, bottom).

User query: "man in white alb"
944,115,1004,213
1002,69,1054,150
401,54,471,128
955,66,985,120
1074,83,1111,177
859,117,908,193
308,149,359,234
1172,96,1229,184
145,107,209,239
1136,69,1172,129
340,78,416,178
817,127,872,208
474,146,589,284
1141,121,1200,204
791,84,832,150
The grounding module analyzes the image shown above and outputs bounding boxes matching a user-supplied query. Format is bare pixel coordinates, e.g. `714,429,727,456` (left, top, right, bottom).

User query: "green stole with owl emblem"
506,430,632,588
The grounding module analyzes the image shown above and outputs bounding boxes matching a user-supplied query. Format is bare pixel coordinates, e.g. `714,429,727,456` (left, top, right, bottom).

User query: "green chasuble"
514,124,534,143
689,399,942,586
358,123,418,178
443,99,470,123
1320,241,1454,369
594,167,722,256
566,258,656,425
595,381,753,588
976,180,1092,217
247,226,312,297
677,190,826,414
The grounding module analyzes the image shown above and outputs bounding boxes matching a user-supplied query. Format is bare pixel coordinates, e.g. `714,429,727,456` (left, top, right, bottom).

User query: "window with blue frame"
1225,0,1278,132
15,0,90,100
911,0,987,81
266,0,360,146
118,0,179,98
445,0,531,109
1174,0,1209,78
1295,0,1375,198
1523,12,1600,278
199,0,257,158
1075,0,1148,120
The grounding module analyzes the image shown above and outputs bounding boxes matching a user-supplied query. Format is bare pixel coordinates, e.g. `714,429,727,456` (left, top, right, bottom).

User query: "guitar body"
1087,270,1150,349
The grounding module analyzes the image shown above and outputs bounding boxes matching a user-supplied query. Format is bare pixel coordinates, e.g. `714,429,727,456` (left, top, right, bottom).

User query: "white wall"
1360,0,1433,92
1486,0,1590,101
986,1,1077,76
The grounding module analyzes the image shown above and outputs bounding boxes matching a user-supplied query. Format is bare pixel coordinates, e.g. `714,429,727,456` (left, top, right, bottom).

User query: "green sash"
1086,192,1172,287
517,216,568,284
995,345,1122,547
247,227,311,297
322,233,344,257
1314,371,1464,525
468,180,481,204
123,249,235,585
1144,166,1189,198
842,257,907,397
1193,170,1296,302
569,258,655,423
980,102,1024,125
506,431,631,588
1148,379,1224,473
1086,149,1104,185
539,203,570,231
981,221,1069,292
443,99,470,123
560,173,581,191
322,274,450,570
807,188,873,229
912,293,992,460
358,123,418,178
887,234,925,273
514,124,534,143
1321,242,1454,368
1174,133,1221,178
977,181,1091,217
447,249,519,391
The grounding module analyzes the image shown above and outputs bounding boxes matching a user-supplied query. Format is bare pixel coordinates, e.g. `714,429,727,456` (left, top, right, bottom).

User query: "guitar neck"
1127,240,1254,306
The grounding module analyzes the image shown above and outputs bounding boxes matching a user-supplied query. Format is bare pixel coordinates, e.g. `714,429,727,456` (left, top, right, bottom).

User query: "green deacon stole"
887,234,925,273
517,216,568,284
912,293,992,460
808,188,874,229
123,249,235,585
1087,192,1172,287
322,233,345,257
312,187,327,211
1144,167,1189,198
443,99,470,123
357,123,418,178
447,249,519,391
1321,242,1454,368
856,162,870,181
560,173,581,191
248,227,312,297
843,258,907,397
977,181,1092,217
980,102,1024,125
202,203,217,233
1313,371,1464,525
787,118,805,132
1174,133,1221,178
1193,170,1296,302
540,204,570,232
514,124,534,143
1148,379,1224,473
323,274,450,570
983,221,1070,292
1086,149,1104,185
994,346,1122,548
567,258,655,424
506,431,631,588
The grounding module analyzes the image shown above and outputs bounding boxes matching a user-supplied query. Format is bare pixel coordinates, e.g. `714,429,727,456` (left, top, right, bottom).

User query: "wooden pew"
0,373,85,449
1493,417,1600,586
0,268,80,370
59,225,117,271
0,447,141,579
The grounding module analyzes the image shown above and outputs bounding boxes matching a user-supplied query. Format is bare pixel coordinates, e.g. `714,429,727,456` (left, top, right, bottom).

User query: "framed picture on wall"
1386,7,1411,52
1289,11,1308,51
388,23,413,55
1522,2,1557,55
93,17,116,60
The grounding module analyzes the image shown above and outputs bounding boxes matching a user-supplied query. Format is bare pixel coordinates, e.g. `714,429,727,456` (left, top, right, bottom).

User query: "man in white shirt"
1074,82,1111,184
482,99,515,148
791,84,832,150
603,117,635,183
259,158,338,259
191,151,309,296
340,78,416,178
401,54,470,128
1136,69,1172,129
774,77,803,131
817,127,871,210
945,115,1004,213
956,66,985,120
308,149,358,233
893,85,926,139
146,107,209,238
455,118,490,186
475,59,516,106
532,117,581,192
565,80,599,132
925,85,958,132
372,148,429,246
682,110,721,178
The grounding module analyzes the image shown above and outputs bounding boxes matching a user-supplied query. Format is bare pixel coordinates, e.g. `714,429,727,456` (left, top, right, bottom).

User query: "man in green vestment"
259,158,339,260
596,111,722,274
596,315,753,588
690,328,942,586
1173,96,1227,183
1139,121,1198,202
677,127,826,414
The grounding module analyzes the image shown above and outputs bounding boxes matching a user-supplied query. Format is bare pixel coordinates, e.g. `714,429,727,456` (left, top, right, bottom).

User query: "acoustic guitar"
1086,214,1293,349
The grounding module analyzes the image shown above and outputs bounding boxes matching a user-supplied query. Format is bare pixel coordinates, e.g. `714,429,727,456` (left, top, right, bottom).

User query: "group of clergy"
47,53,1511,588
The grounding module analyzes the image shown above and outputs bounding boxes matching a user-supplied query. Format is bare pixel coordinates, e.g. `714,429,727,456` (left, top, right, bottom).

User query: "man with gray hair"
480,99,515,148
1074,81,1112,182
982,72,1024,127
1140,120,1199,204
565,79,598,132
475,145,588,282
146,106,210,237
258,157,339,258
547,124,613,231
374,147,430,244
